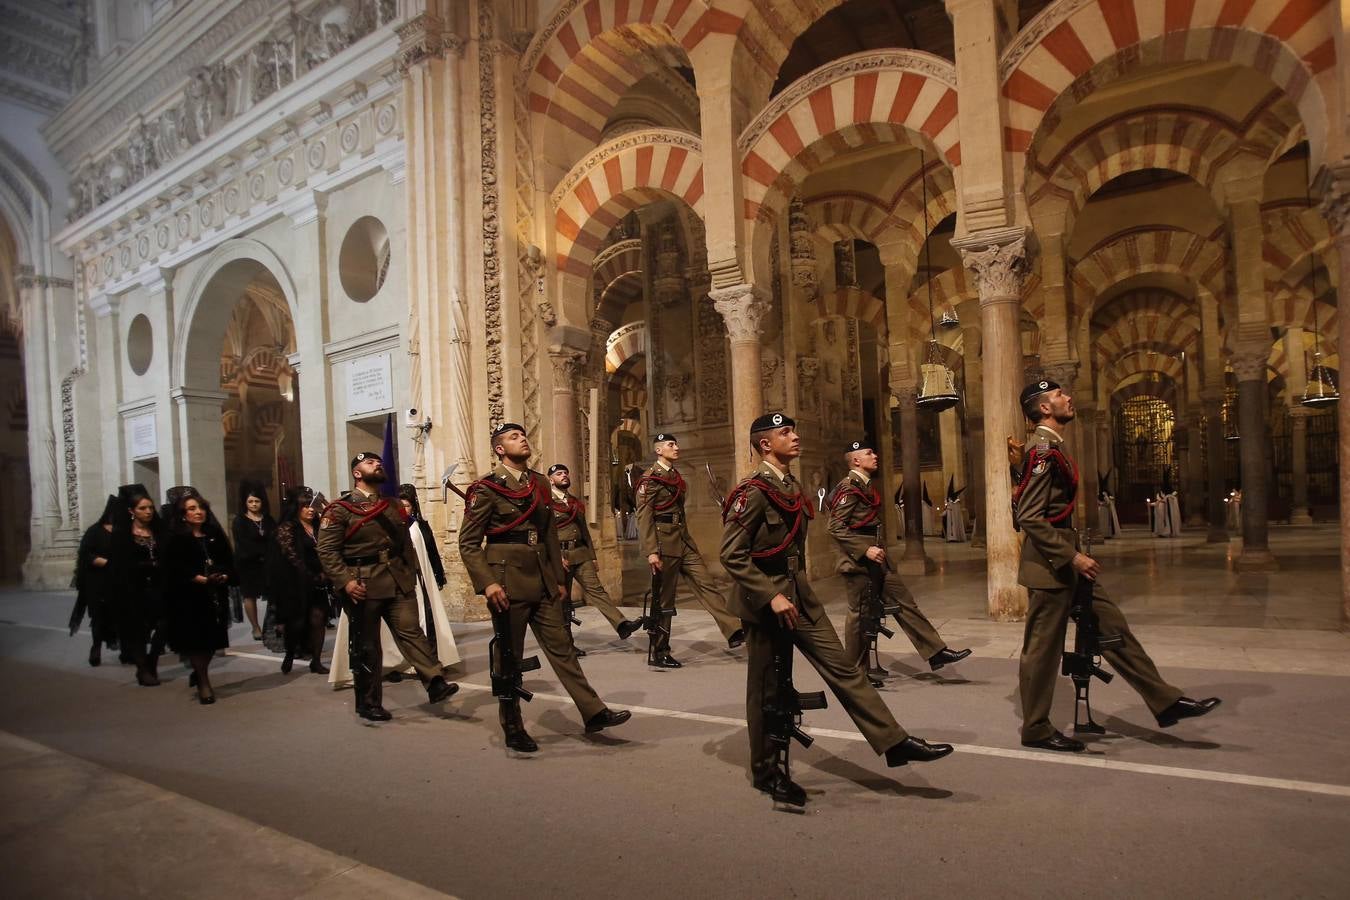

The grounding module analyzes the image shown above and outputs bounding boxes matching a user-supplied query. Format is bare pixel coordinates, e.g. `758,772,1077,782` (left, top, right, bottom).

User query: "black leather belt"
654,514,681,524
487,530,538,545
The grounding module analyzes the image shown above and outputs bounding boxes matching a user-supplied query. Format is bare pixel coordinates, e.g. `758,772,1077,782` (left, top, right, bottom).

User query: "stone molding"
998,0,1094,83
952,228,1031,301
395,11,462,74
738,50,956,157
549,128,702,208
710,284,770,343
477,0,505,428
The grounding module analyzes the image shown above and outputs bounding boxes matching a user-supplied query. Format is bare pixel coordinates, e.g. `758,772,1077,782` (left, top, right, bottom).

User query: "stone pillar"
1184,410,1206,526
953,228,1030,620
710,284,769,475
1231,350,1277,570
893,388,935,574
172,387,229,510
17,272,68,587
962,321,986,547
1315,167,1350,628
546,344,587,478
283,192,338,497
1075,404,1101,537
141,273,182,492
1202,391,1229,543
1288,408,1313,524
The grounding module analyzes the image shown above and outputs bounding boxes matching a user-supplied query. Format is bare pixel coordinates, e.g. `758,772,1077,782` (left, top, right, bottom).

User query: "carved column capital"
548,347,588,388
710,284,770,343
1316,165,1350,240
1230,351,1267,383
890,383,918,411
952,227,1032,303
1041,361,1080,390
396,13,460,74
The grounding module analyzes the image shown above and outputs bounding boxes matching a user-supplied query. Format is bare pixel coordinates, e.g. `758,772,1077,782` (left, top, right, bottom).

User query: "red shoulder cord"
550,495,583,528
328,498,393,541
467,475,548,535
637,470,686,511
831,484,881,530
1012,447,1079,524
723,478,814,559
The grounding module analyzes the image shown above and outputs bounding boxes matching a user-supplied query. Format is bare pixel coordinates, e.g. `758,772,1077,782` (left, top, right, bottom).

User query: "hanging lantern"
1223,389,1240,441
913,149,961,412
1299,163,1338,409
938,307,960,329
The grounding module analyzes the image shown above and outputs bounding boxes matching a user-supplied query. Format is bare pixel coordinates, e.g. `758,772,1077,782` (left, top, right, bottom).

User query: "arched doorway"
0,217,30,583
178,251,301,518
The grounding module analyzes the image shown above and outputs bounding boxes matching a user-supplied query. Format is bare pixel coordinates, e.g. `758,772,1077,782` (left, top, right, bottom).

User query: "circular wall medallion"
102,257,113,276
338,215,390,303
225,186,239,214
277,157,294,185
307,141,326,169
137,235,150,258
199,200,214,227
249,173,265,200
375,104,396,136
177,212,191,237
340,122,360,153
126,313,153,376
156,224,170,248
119,246,131,267
86,262,97,282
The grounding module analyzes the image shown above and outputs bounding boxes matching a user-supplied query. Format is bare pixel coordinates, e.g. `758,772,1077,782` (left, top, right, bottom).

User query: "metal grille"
1112,396,1176,503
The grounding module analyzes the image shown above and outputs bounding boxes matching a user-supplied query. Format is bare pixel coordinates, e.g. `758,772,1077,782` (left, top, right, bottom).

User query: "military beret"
653,433,677,444
1020,379,1059,414
750,412,795,434
491,422,526,440
546,463,568,475
350,451,382,470
844,439,873,454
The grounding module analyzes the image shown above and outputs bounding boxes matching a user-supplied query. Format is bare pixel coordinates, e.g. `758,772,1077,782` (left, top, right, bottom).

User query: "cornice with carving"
549,128,702,208
998,0,1093,83
738,50,957,157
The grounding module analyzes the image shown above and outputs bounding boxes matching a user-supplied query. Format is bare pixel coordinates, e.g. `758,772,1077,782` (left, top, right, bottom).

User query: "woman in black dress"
268,486,331,675
166,494,234,704
111,486,167,686
70,495,122,666
231,481,273,641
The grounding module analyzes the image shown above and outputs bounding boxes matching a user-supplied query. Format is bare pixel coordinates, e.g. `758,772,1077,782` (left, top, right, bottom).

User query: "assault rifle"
562,566,584,658
489,608,541,704
1060,534,1123,734
763,620,827,809
859,522,896,682
640,567,674,666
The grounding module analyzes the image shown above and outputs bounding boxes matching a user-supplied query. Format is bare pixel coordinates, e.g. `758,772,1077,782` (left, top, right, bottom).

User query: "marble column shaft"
1289,409,1312,523
894,389,933,574
1232,351,1277,569
1202,394,1228,543
1317,172,1350,628
711,284,769,476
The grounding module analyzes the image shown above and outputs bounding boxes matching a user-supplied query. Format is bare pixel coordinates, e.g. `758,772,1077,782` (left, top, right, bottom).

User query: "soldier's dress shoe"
1155,696,1221,728
1022,731,1085,753
358,705,392,722
616,619,642,641
309,660,330,675
649,653,682,669
280,653,294,674
885,736,955,767
728,629,746,650
584,708,632,733
89,646,101,667
574,647,587,659
754,771,806,807
928,647,972,671
503,724,538,753
868,676,885,688
427,676,460,704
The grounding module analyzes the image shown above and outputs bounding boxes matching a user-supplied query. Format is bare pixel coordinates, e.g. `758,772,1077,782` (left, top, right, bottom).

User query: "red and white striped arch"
738,51,960,224
1002,1,1338,178
812,286,887,337
1104,350,1185,392
604,321,647,374
1095,316,1202,371
553,130,705,277
1071,227,1228,319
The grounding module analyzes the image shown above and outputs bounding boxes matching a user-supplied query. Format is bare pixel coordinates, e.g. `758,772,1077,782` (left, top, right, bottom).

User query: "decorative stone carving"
550,349,587,388
395,11,448,74
549,129,702,208
797,356,821,412
834,239,857,287
956,233,1030,301
664,373,691,420
710,284,770,343
1230,351,1267,383
789,197,816,294
697,295,729,424
478,0,504,426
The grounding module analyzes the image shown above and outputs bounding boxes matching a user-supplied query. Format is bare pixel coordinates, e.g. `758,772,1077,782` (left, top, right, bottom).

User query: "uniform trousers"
1020,580,1183,741
566,559,627,633
841,570,946,668
342,590,442,711
654,546,742,649
496,591,606,722
745,602,908,783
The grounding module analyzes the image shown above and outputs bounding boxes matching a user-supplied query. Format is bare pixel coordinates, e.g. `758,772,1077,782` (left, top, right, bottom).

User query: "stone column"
953,228,1030,620
283,192,338,497
547,343,588,479
1231,350,1277,570
1075,404,1101,537
142,273,182,491
17,272,65,587
893,387,935,574
1288,407,1313,524
171,387,229,509
710,284,769,475
1184,409,1206,526
1315,167,1350,628
1202,391,1229,543
962,321,986,547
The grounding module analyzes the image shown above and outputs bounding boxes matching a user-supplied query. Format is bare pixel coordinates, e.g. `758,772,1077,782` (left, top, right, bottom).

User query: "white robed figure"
921,482,939,536
1098,493,1121,538
1163,492,1182,537
1147,493,1168,536
329,490,458,689
942,476,967,542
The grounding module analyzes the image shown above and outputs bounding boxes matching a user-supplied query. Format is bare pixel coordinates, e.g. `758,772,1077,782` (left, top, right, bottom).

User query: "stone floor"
2,524,1347,898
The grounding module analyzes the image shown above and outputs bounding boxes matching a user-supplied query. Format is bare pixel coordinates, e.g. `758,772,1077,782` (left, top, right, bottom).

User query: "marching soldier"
1014,380,1220,752
459,424,631,752
547,463,644,653
637,433,745,667
317,452,459,722
828,439,970,682
721,412,953,805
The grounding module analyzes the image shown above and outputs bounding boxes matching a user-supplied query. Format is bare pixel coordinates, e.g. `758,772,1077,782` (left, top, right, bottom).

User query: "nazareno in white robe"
328,522,460,689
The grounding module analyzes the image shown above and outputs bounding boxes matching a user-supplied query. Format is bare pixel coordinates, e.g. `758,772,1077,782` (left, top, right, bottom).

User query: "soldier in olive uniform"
547,463,644,655
637,432,744,667
828,439,969,682
317,452,459,722
721,412,953,805
459,424,631,752
1014,380,1221,752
